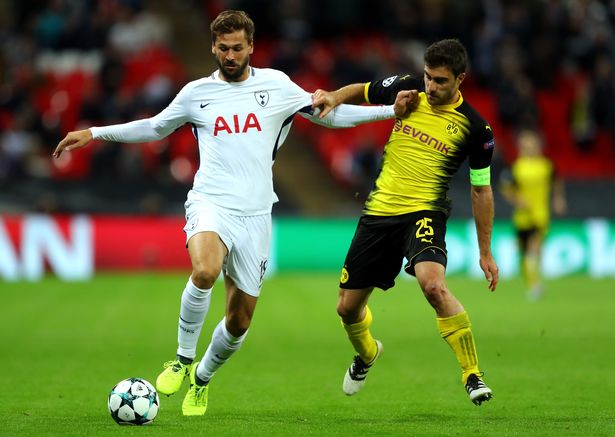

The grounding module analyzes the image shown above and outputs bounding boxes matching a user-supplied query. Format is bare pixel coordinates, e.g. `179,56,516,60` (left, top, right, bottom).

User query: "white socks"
175,278,248,383
196,317,247,383
176,278,212,360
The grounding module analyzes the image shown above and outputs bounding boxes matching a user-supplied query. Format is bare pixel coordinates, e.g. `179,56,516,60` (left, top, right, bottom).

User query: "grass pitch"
1,273,614,436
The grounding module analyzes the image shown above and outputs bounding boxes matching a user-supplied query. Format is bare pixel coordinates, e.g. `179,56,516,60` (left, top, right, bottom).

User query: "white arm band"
90,119,173,143
300,104,395,128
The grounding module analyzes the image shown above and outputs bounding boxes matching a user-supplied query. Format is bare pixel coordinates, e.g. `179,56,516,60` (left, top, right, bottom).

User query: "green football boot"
155,359,193,396
182,361,209,416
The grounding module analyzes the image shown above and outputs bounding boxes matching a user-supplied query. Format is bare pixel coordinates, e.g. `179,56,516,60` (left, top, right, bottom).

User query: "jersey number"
415,218,434,243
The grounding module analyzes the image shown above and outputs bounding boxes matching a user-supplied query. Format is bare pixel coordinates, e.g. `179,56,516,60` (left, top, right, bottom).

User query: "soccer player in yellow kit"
501,129,566,300
313,39,499,405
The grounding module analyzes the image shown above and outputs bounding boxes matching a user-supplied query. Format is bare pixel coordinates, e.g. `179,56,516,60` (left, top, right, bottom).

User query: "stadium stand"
1,0,614,216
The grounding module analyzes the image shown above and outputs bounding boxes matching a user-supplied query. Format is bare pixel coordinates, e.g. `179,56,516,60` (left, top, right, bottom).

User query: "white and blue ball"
108,377,159,425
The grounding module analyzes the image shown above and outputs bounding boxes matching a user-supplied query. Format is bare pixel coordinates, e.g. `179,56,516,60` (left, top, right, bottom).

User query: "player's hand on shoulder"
394,89,419,118
312,89,339,119
53,129,93,158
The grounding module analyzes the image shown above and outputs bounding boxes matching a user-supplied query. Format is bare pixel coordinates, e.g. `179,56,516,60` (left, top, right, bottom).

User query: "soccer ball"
108,377,160,425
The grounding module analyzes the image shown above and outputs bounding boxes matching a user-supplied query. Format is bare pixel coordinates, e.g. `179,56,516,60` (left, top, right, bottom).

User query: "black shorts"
516,226,545,253
339,211,448,290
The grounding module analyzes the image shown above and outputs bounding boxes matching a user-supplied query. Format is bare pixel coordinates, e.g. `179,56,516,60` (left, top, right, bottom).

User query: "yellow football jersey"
510,156,554,230
362,75,495,216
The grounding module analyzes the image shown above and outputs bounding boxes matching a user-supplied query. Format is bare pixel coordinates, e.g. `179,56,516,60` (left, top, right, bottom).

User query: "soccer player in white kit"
53,10,410,416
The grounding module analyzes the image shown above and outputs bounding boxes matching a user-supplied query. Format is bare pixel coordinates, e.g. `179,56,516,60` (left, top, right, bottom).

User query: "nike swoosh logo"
200,103,209,109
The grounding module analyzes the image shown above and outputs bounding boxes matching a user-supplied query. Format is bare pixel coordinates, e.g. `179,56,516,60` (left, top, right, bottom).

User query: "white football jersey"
148,67,314,215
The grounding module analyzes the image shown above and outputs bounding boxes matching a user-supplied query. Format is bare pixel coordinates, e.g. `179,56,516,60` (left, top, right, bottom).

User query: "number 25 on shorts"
415,217,434,243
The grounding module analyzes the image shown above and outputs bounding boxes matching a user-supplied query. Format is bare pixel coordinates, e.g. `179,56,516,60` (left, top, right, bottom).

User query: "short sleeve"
366,74,422,105
468,123,495,170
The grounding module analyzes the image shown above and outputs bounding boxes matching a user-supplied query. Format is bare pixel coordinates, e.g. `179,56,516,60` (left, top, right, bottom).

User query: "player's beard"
218,56,250,81
428,88,458,106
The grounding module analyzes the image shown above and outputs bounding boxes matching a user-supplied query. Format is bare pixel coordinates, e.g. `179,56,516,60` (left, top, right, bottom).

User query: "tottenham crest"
255,90,269,107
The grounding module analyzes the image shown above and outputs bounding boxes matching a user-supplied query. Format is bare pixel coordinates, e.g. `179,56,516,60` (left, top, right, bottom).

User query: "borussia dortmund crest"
255,90,269,107
446,122,459,135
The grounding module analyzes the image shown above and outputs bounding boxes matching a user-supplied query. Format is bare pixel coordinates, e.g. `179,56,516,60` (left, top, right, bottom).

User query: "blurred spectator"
564,0,615,68
0,104,53,184
589,54,615,142
1,110,38,183
493,37,539,128
107,2,169,55
269,39,303,76
349,134,382,201
35,0,66,49
570,76,597,152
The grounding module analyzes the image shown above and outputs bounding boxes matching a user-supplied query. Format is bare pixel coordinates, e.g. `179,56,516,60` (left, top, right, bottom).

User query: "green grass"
1,273,614,436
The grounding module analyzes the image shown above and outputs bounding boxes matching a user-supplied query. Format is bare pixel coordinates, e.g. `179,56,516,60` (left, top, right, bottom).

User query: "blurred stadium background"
1,0,615,281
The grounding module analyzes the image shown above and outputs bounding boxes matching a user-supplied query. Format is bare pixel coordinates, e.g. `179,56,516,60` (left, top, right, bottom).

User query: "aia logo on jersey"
255,90,269,107
213,113,262,136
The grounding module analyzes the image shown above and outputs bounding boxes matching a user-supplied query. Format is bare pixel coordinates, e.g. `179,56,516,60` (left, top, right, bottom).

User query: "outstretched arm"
312,84,367,118
54,83,192,158
299,103,395,128
54,120,165,159
471,184,499,291
53,119,168,158
313,84,419,119
304,88,419,128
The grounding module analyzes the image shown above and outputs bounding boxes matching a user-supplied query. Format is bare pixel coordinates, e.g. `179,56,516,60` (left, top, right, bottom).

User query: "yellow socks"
342,306,378,364
437,311,479,383
343,307,481,382
524,253,540,288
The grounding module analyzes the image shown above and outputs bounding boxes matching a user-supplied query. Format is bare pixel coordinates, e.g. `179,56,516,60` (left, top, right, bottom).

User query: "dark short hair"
210,10,255,43
424,39,468,77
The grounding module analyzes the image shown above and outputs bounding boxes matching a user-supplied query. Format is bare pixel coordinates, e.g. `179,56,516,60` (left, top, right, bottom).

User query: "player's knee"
191,266,220,289
420,279,447,306
336,300,361,323
225,313,251,337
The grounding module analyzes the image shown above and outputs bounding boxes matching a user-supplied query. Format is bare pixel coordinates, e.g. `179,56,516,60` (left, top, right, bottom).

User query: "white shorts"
183,196,271,297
